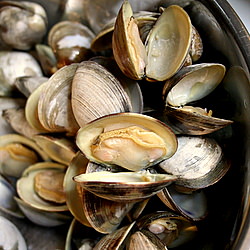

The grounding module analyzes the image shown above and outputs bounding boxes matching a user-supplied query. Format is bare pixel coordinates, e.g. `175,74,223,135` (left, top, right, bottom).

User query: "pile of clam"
0,0,235,249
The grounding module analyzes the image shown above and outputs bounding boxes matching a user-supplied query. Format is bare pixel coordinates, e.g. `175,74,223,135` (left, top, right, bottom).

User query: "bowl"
0,0,249,249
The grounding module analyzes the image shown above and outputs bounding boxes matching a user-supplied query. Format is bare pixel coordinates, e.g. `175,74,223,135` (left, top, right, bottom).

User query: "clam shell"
64,151,91,227
112,3,192,81
14,197,71,227
73,171,176,202
34,134,77,165
37,63,80,135
0,134,50,178
71,61,132,127
0,215,27,250
16,162,68,212
159,136,231,191
157,184,208,221
76,112,177,171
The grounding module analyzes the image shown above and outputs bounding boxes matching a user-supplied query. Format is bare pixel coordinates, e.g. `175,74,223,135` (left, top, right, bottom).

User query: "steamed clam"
76,112,177,171
16,162,72,226
163,63,233,135
112,2,192,81
158,135,230,192
0,1,47,50
0,134,50,178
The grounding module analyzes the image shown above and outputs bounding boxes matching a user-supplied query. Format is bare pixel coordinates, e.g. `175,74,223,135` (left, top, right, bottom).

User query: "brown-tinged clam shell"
163,63,233,135
76,112,177,171
2,108,40,139
71,61,133,127
137,211,198,248
48,21,95,68
73,171,176,202
112,2,192,81
93,221,137,249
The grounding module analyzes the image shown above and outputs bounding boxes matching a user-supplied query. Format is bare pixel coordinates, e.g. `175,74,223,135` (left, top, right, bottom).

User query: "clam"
73,170,176,202
0,51,43,96
0,1,47,50
79,187,135,234
137,211,198,248
71,61,133,127
76,112,177,171
93,221,137,249
34,134,77,165
48,21,95,68
2,108,40,138
14,76,49,98
157,184,208,221
112,2,192,81
163,63,233,135
158,136,231,192
0,97,26,135
0,215,27,250
35,44,58,76
15,162,72,226
37,63,80,135
0,174,24,218
0,134,50,178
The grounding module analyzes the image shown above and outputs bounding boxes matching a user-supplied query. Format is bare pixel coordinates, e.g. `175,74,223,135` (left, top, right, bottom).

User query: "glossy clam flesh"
76,113,177,171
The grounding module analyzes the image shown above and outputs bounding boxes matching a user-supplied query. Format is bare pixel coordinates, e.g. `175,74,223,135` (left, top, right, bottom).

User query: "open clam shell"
112,2,192,81
73,171,176,202
71,61,133,127
34,134,77,165
136,211,198,248
158,136,231,191
16,162,68,212
0,134,50,178
76,112,177,171
163,63,233,135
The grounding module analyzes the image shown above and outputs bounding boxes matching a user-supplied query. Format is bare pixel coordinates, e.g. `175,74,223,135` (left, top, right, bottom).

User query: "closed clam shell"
76,112,177,171
71,61,132,127
159,136,231,191
73,171,176,202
